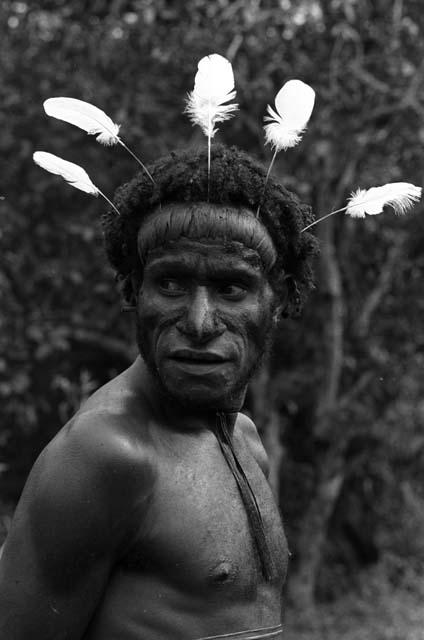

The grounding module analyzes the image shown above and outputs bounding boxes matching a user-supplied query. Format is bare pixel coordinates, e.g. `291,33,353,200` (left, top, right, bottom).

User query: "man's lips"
168,349,230,364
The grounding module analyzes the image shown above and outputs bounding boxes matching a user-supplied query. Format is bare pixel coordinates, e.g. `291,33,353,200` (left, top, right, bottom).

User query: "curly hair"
102,143,319,316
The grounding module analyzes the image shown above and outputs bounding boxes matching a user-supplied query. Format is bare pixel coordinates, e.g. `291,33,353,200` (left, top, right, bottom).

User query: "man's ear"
272,304,283,325
130,272,141,300
275,274,290,321
121,271,141,308
279,274,302,319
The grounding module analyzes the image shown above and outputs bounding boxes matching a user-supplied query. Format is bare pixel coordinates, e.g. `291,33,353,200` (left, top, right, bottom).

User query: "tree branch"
355,236,405,338
349,63,391,94
338,370,374,411
316,218,344,418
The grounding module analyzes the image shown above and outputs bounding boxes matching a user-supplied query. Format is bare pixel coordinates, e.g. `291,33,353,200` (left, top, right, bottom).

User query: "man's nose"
176,287,225,342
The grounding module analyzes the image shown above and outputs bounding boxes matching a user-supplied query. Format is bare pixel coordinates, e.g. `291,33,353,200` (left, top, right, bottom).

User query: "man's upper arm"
0,414,152,640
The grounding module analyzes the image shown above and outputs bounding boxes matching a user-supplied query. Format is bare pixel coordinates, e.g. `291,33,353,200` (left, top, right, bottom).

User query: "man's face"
136,238,276,411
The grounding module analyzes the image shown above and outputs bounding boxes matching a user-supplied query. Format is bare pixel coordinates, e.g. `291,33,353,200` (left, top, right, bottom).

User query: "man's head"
102,144,318,410
133,202,278,410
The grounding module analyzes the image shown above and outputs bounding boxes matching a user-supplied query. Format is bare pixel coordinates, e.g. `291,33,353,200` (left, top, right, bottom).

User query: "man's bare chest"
121,429,288,597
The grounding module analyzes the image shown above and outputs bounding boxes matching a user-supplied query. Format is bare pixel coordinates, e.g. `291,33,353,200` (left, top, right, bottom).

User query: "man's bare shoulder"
51,360,149,450
15,361,156,555
75,357,149,421
235,412,270,478
50,360,156,492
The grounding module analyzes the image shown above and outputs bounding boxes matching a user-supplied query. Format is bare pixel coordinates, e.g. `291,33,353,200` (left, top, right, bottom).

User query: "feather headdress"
33,151,120,215
257,79,315,216
302,182,422,232
43,97,154,183
185,53,238,194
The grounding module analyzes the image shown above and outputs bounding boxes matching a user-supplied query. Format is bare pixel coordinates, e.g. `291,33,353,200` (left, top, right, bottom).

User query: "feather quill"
33,151,120,215
43,97,154,183
301,182,422,232
257,79,315,217
185,53,238,195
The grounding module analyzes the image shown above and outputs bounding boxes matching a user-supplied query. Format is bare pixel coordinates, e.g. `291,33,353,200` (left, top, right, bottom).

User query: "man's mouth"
167,349,231,375
169,349,229,365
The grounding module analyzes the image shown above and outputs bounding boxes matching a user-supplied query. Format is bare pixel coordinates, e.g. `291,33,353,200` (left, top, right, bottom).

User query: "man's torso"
80,369,288,639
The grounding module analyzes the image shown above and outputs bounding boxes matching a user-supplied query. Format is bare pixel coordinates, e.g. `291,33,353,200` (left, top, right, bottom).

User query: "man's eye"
218,283,247,300
159,279,187,295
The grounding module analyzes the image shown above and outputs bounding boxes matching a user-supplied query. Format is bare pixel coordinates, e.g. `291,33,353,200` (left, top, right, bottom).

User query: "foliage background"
1,1,424,637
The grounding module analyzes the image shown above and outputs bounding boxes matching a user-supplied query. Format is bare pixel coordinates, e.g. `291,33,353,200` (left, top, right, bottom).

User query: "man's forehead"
144,238,264,273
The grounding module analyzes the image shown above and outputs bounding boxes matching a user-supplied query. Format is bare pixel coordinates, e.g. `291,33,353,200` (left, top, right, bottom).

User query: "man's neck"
129,357,241,434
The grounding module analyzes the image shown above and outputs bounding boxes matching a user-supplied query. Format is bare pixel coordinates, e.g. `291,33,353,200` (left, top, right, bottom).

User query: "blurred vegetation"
1,0,424,637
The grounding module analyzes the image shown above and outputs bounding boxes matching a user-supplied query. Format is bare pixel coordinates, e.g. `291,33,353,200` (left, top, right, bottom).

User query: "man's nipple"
208,560,237,585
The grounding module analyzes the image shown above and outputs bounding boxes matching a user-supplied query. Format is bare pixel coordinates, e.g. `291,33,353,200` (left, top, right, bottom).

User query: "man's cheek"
136,302,163,357
238,306,273,353
138,295,167,333
253,290,275,340
137,312,178,365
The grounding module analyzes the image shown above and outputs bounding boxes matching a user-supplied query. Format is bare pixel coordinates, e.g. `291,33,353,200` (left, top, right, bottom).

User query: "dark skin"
0,235,288,640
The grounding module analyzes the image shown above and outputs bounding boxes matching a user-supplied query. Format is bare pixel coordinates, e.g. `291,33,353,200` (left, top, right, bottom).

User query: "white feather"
43,97,154,182
301,181,422,232
185,54,238,138
33,151,99,195
346,183,422,218
33,151,121,215
44,97,120,146
264,80,315,151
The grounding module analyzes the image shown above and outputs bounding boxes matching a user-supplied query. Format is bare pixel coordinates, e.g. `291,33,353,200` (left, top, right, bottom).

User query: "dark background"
1,1,424,637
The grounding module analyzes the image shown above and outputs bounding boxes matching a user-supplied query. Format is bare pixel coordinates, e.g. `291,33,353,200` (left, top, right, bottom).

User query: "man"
0,144,317,639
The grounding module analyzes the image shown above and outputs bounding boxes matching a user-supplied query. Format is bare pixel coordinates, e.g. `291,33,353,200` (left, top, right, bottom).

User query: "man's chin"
158,376,242,411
